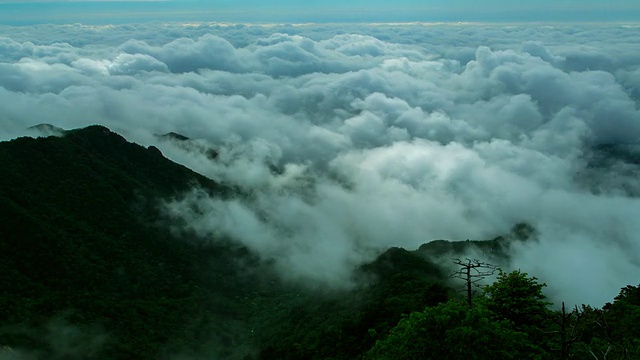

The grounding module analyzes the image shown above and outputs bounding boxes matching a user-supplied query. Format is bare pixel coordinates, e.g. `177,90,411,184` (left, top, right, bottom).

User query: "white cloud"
1,23,639,305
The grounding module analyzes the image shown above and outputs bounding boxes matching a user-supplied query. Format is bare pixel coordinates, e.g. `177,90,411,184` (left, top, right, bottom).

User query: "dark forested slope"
0,126,254,359
0,126,450,359
2,126,636,360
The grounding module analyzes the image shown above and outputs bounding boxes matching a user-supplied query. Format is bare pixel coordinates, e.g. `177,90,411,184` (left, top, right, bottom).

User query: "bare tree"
451,258,498,306
581,308,615,360
544,302,583,360
544,303,616,360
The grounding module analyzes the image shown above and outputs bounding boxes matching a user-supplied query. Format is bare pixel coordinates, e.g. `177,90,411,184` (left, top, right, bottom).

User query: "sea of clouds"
1,22,639,305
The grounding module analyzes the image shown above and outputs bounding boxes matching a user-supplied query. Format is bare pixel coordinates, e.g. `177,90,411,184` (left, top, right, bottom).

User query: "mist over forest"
3,22,639,305
1,19,640,359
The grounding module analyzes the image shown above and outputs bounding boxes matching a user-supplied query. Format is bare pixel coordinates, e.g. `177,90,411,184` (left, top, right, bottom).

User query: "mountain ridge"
0,125,526,359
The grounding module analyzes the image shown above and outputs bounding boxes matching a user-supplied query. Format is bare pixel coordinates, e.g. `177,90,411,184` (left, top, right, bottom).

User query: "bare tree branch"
450,258,498,306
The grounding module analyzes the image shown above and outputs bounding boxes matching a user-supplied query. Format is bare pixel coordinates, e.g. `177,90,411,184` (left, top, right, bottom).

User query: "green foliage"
480,270,551,331
599,284,640,358
0,127,254,359
257,248,451,360
542,287,640,360
366,300,534,360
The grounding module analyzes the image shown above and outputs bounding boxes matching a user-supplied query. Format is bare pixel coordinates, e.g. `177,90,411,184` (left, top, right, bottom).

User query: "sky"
1,2,640,308
1,0,640,24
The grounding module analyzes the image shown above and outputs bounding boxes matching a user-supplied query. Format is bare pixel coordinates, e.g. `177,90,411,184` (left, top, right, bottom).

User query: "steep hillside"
0,126,453,359
0,126,258,359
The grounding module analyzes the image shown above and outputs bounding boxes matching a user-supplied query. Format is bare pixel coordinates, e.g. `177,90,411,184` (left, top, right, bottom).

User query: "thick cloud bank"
1,23,639,305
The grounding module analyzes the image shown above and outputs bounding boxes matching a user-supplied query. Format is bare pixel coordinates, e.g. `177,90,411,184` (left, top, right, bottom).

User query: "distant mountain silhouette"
157,131,190,142
27,123,66,136
156,131,219,159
